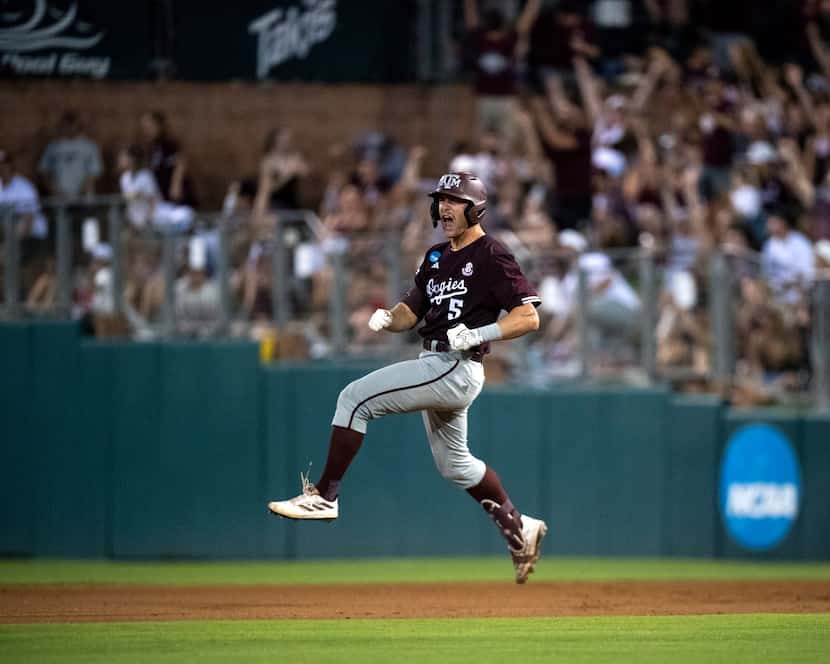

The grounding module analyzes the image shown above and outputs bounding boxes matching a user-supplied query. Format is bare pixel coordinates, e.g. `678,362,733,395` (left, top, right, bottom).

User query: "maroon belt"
422,339,483,362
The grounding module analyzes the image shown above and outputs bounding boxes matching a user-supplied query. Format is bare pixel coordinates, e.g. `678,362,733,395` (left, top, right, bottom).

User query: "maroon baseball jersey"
402,234,540,348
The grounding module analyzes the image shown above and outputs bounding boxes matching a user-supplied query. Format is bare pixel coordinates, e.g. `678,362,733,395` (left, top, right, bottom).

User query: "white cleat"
268,473,339,521
510,515,548,584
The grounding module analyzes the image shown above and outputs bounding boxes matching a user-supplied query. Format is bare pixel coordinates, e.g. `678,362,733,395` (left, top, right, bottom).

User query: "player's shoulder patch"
425,241,450,260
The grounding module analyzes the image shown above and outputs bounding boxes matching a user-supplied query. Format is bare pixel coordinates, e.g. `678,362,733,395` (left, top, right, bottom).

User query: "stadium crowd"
3,0,830,405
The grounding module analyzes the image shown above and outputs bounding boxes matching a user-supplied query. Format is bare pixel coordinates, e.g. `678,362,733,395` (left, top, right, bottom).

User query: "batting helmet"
428,172,487,228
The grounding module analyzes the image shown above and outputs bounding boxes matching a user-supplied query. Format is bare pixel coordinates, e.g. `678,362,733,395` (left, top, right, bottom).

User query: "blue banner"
719,424,801,552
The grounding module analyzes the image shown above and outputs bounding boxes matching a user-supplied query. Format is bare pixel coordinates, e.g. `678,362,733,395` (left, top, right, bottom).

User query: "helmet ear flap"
464,202,476,225
430,198,439,227
465,202,486,225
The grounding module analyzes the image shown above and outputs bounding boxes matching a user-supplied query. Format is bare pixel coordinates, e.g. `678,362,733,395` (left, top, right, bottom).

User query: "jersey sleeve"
489,246,541,311
401,253,429,320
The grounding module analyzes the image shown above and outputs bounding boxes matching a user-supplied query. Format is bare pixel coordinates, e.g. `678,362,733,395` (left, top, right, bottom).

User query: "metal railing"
0,197,413,356
2,197,829,409
519,241,829,408
813,276,830,410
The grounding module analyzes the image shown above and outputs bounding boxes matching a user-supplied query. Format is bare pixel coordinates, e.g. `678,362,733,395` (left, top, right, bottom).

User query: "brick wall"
0,82,476,209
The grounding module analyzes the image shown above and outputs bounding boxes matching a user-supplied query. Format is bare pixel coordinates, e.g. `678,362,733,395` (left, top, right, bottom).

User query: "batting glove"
447,323,482,351
368,308,393,332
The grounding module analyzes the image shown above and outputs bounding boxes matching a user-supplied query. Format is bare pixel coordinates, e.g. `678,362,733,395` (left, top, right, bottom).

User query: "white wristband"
476,323,502,343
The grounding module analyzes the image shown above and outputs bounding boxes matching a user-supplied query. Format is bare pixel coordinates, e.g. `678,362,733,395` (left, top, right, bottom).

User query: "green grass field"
2,556,830,585
1,558,828,663
2,615,829,664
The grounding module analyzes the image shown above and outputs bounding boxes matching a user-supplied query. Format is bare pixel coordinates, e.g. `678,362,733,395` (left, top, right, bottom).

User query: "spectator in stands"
816,238,830,272
175,237,222,338
323,182,371,237
25,256,56,312
761,207,816,304
656,269,710,372
88,243,115,320
808,153,830,241
238,242,273,324
580,246,642,351
0,149,47,243
139,110,197,207
734,275,808,402
253,127,309,224
37,111,102,199
697,75,737,200
694,0,756,75
350,155,392,211
346,260,389,351
75,243,128,338
590,0,652,78
536,229,641,366
528,82,594,230
506,183,557,253
722,221,761,281
743,140,802,223
222,177,259,221
526,0,599,91
117,144,194,232
461,0,541,145
117,144,159,230
449,129,508,195
727,163,766,246
123,245,165,329
806,1,830,80
0,149,49,292
529,230,588,380
352,131,408,191
643,0,696,63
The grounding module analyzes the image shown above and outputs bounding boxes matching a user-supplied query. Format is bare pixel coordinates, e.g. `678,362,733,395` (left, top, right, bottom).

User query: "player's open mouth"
441,214,454,226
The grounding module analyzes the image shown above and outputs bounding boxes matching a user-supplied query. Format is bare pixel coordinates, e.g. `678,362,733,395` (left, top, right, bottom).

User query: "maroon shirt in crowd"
528,11,598,71
542,127,593,198
468,28,519,96
403,235,540,353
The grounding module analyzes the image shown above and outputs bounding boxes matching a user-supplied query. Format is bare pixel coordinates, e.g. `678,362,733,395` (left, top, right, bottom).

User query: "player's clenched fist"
447,323,482,351
368,308,393,332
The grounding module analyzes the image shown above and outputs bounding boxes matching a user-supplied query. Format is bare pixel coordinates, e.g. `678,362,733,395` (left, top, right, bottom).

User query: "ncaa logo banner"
719,424,801,552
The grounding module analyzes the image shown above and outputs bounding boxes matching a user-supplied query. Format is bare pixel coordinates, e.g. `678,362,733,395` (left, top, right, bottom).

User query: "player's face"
437,195,469,240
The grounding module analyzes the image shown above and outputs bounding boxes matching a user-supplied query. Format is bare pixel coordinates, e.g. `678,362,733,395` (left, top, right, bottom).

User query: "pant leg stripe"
347,360,461,430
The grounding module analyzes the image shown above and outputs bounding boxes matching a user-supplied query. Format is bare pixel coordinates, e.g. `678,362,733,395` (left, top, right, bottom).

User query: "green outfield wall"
1,322,828,560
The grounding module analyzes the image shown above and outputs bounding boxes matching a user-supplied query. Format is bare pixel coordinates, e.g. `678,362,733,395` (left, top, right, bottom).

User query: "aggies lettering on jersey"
402,235,541,353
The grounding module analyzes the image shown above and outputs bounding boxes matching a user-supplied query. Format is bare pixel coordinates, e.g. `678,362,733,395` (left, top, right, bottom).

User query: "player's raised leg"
469,467,548,584
423,407,547,583
266,424,360,520
470,468,548,583
269,355,466,520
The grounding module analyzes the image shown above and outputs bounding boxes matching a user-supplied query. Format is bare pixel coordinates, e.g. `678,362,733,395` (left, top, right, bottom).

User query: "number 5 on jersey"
448,297,464,321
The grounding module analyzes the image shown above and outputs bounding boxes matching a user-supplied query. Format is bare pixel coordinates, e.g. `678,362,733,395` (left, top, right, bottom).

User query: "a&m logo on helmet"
438,173,462,189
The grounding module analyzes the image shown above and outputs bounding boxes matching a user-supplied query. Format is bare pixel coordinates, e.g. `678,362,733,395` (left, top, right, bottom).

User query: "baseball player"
269,172,547,583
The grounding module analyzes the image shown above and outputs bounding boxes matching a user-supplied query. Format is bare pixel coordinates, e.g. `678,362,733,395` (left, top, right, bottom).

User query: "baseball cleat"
510,515,548,584
268,472,338,521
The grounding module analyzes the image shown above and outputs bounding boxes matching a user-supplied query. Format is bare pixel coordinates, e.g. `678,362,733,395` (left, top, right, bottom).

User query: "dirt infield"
2,580,830,623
